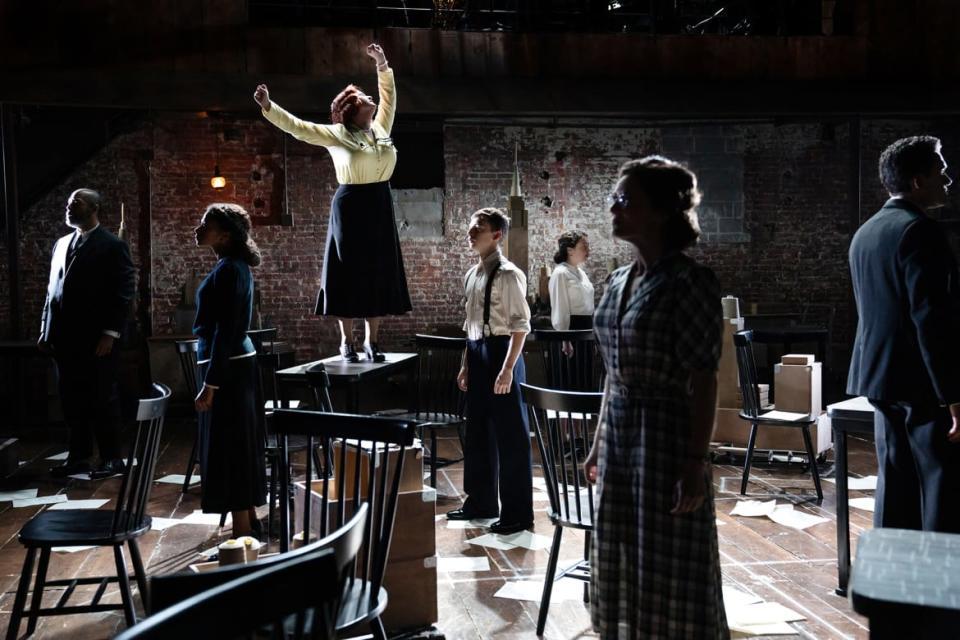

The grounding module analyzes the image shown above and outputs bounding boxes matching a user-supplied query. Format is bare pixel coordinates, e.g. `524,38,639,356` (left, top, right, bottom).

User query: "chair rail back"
174,340,200,396
112,383,171,536
533,329,603,392
521,383,601,528
733,330,763,419
413,334,466,420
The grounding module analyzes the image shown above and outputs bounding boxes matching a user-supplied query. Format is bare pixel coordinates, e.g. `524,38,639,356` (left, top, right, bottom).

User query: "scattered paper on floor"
722,586,763,609
729,621,797,636
447,518,497,529
730,500,778,517
150,517,182,531
45,451,69,461
467,533,521,551
180,510,230,526
13,494,68,508
52,546,97,554
498,530,553,551
767,504,829,530
437,556,491,572
494,578,585,602
824,475,877,491
48,499,110,510
849,497,875,512
0,488,39,502
155,474,200,485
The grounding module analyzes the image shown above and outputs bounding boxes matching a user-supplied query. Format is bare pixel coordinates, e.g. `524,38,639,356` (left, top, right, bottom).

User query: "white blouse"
549,262,595,330
463,250,532,341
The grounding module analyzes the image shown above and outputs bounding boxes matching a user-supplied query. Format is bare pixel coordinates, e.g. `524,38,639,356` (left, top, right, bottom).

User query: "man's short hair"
72,188,102,211
471,207,510,233
879,136,942,195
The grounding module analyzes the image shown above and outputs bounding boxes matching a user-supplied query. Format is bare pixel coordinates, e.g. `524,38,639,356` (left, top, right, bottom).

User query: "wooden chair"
521,383,602,636
272,409,418,640
376,334,467,488
174,339,201,494
734,330,823,502
115,551,340,640
533,329,603,392
145,504,369,637
6,383,171,639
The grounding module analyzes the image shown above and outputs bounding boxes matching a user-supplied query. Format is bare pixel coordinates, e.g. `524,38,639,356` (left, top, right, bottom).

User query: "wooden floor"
0,420,877,639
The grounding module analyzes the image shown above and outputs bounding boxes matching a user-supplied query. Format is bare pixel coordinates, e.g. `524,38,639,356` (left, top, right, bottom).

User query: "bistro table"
826,395,875,595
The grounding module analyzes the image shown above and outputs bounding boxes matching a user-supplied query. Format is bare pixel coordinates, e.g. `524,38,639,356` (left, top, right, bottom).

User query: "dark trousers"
463,337,534,524
871,400,960,533
55,347,122,462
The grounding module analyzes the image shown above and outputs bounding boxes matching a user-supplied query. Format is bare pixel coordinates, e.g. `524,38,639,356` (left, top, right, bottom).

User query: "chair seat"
740,410,817,426
19,510,149,547
376,411,465,428
335,580,388,631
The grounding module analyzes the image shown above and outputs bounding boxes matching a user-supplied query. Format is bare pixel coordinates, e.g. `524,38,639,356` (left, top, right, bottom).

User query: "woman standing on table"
584,157,728,638
193,203,267,539
549,230,595,330
253,43,411,362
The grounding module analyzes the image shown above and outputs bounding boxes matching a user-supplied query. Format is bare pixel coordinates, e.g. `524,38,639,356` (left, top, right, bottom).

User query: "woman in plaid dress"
584,157,728,639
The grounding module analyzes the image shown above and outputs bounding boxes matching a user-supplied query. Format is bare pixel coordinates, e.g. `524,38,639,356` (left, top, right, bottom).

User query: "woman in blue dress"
193,203,266,538
584,157,728,638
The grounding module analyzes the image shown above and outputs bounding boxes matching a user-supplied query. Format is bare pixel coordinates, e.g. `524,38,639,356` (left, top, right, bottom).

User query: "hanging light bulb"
211,164,226,189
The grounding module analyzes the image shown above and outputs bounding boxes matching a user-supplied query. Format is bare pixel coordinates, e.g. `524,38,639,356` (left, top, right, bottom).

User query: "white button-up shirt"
548,262,595,330
463,250,531,341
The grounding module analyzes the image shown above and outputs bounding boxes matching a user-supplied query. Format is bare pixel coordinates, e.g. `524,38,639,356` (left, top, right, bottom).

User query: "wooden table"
850,528,960,639
276,352,418,414
827,395,875,595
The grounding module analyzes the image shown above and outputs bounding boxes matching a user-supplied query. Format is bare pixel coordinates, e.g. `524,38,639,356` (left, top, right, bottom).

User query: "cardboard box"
774,362,822,416
717,318,745,408
712,407,832,454
737,384,769,409
781,354,815,365
382,556,438,632
294,481,437,562
330,439,424,500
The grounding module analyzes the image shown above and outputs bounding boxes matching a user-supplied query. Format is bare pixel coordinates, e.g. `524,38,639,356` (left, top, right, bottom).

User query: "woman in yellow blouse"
253,43,411,362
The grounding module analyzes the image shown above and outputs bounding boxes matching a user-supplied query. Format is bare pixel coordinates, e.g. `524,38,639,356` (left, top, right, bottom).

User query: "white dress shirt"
463,249,531,341
548,261,595,330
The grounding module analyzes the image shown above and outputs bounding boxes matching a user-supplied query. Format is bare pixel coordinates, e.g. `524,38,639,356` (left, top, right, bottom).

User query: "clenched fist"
253,84,271,111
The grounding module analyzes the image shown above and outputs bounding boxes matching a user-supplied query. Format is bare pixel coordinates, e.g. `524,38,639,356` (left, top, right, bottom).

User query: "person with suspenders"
447,207,534,534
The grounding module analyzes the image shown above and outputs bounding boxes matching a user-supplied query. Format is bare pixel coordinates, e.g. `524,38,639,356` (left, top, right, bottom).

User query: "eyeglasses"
606,193,630,209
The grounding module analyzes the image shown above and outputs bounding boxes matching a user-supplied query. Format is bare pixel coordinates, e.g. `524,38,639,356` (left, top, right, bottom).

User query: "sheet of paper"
767,504,829,530
13,494,68,508
730,500,778,517
716,519,727,526
728,621,797,636
68,473,92,481
48,499,110,511
728,601,805,625
437,556,491,572
180,510,230,526
494,579,585,602
759,410,809,422
52,546,97,554
498,530,554,551
447,518,498,529
198,546,219,558
150,517,182,531
0,488,39,502
722,586,763,609
467,533,521,551
824,475,877,491
849,497,876,512
155,474,200,485
45,451,69,461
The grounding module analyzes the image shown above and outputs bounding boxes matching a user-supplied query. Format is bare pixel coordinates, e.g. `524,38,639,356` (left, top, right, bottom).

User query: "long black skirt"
315,181,413,318
198,357,266,513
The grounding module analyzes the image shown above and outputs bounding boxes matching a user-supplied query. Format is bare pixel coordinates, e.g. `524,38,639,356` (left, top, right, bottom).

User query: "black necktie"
66,234,82,265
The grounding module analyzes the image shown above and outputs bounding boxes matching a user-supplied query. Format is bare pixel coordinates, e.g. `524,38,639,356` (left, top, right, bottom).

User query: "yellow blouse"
261,69,397,185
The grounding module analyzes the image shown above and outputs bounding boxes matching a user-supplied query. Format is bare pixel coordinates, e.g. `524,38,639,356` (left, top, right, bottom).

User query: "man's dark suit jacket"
847,197,960,405
40,226,136,355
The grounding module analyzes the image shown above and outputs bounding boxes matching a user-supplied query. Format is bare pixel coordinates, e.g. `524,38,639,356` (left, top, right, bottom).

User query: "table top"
827,396,875,422
850,528,960,613
277,352,418,382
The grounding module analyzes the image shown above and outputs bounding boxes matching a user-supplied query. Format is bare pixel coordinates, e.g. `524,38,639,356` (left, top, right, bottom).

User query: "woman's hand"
366,43,387,66
456,366,468,392
195,386,215,412
253,84,271,111
494,368,513,394
584,444,599,485
670,459,707,514
561,340,574,358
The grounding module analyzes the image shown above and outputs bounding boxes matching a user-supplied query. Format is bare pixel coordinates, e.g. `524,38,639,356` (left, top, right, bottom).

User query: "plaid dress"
591,252,728,639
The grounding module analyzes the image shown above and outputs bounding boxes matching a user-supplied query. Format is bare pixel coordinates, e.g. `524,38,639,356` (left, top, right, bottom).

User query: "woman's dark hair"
330,84,371,126
203,203,262,267
879,135,942,195
471,207,511,233
553,230,588,264
618,155,702,251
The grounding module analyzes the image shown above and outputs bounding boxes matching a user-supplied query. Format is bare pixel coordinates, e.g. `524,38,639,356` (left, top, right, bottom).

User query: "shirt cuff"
203,383,220,390
103,330,120,338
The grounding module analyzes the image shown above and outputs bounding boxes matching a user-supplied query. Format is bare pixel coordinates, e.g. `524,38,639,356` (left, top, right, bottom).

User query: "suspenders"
482,262,501,338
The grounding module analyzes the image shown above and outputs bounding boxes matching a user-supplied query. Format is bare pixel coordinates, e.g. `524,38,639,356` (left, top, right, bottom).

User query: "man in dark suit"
848,135,960,533
38,188,135,479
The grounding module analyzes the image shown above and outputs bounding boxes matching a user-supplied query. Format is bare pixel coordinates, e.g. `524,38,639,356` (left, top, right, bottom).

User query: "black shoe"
339,344,360,363
488,520,534,535
446,508,498,521
50,459,91,478
89,459,126,480
363,342,386,363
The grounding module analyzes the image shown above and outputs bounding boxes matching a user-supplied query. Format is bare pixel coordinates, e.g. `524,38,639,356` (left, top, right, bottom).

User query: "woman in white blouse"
549,230,595,330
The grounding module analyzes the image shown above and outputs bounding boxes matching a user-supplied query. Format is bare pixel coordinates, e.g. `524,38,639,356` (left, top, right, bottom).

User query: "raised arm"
254,83,341,147
367,44,396,135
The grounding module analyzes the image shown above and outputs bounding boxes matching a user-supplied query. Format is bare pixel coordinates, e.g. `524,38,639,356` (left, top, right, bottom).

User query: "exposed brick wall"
3,114,959,380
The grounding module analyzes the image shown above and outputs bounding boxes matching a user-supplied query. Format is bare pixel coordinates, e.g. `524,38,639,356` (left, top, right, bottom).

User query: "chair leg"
113,545,137,627
369,615,388,640
536,526,565,636
26,547,51,635
430,429,438,489
268,456,278,541
801,425,824,502
6,547,37,640
583,530,592,604
182,427,199,494
219,513,227,528
128,539,149,607
741,422,759,495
